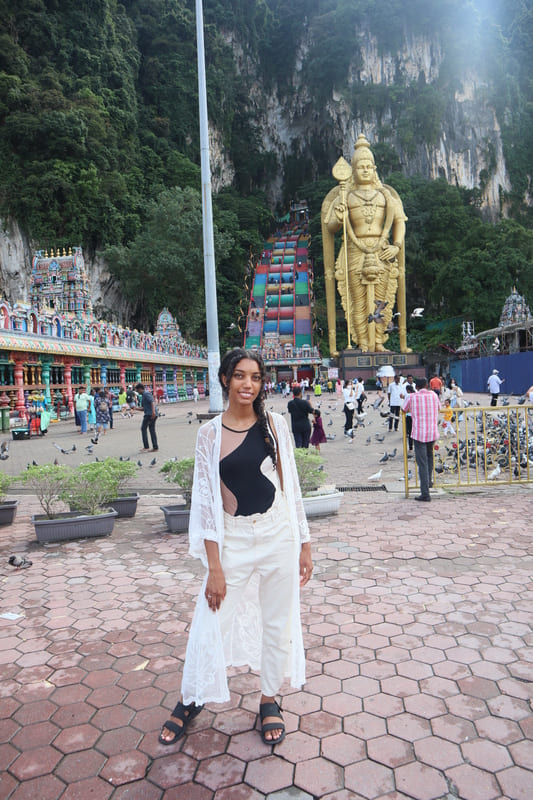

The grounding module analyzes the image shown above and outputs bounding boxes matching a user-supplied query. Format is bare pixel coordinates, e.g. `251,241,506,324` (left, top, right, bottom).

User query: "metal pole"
196,0,223,413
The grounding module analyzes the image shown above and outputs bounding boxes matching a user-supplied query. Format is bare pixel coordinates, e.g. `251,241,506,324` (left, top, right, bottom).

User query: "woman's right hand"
205,566,226,612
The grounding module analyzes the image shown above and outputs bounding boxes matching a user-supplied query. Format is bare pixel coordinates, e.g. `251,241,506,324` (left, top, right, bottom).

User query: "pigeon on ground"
375,434,385,443
379,452,389,463
0,441,9,456
326,434,336,441
328,419,333,426
389,448,397,459
368,469,383,482
488,463,501,480
8,555,32,569
32,460,38,466
85,444,94,453
366,437,371,445
137,460,143,467
149,458,157,466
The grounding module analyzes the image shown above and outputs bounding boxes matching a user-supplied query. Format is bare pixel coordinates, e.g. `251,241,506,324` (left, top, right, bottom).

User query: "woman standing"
342,379,355,435
159,348,313,747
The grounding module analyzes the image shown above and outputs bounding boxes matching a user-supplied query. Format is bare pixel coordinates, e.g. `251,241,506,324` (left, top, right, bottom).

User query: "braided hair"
218,348,277,467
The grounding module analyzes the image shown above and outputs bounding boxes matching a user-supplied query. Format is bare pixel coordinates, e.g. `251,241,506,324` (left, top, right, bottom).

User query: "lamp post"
196,0,223,413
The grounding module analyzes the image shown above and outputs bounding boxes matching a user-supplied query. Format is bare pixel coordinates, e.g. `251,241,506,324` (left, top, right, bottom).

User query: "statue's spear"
332,157,354,350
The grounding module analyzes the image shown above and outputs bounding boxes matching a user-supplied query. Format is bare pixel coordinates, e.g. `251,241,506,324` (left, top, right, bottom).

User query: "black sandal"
158,701,204,746
259,701,286,745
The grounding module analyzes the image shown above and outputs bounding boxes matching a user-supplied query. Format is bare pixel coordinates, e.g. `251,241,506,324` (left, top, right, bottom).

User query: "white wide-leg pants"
218,494,296,696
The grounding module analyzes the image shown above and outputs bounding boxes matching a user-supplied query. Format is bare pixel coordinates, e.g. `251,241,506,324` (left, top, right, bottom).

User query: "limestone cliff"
224,30,511,218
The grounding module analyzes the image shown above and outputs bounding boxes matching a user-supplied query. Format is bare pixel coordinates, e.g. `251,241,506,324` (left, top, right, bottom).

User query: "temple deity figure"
321,135,409,354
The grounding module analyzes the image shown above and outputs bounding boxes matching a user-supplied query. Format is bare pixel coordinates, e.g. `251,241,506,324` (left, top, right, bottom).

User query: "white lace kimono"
181,412,310,705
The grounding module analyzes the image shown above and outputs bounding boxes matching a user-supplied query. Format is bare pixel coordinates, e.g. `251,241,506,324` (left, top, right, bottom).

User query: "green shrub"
293,449,327,496
160,457,195,508
22,464,71,519
0,473,11,504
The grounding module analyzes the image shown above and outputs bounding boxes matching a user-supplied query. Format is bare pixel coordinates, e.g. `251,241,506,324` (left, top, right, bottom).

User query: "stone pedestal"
337,349,424,382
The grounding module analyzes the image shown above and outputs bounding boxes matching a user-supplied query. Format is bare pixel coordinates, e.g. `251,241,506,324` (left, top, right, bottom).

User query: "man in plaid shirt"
402,377,440,501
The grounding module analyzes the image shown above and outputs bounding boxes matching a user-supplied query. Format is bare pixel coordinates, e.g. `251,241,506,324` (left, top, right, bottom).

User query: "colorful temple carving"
0,248,208,422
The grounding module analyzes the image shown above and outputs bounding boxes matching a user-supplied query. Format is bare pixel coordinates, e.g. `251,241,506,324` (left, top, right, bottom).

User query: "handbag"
346,402,355,411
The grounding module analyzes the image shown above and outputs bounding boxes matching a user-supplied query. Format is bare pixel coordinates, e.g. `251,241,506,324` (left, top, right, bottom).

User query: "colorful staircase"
245,222,314,351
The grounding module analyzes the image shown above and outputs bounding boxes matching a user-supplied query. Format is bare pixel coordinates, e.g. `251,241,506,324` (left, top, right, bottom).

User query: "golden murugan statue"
321,134,409,354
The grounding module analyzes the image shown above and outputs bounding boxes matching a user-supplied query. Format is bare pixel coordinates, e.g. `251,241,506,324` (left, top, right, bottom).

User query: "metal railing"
403,404,533,496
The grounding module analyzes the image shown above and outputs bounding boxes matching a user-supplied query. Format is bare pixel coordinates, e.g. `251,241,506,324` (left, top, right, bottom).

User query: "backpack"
99,399,108,413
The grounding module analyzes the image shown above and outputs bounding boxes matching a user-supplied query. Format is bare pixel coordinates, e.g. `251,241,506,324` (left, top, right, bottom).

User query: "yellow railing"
403,404,533,497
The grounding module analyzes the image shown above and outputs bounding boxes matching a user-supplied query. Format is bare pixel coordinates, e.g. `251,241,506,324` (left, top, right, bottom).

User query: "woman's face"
225,358,262,410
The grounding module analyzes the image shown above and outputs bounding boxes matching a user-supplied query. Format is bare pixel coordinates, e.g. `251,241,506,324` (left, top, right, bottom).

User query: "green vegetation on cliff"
0,0,531,345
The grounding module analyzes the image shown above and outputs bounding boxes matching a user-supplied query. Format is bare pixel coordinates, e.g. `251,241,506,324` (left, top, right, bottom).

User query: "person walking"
402,377,440,502
136,382,158,452
287,386,313,448
95,390,110,436
342,380,356,435
74,385,91,434
487,369,504,406
387,374,404,432
158,348,312,747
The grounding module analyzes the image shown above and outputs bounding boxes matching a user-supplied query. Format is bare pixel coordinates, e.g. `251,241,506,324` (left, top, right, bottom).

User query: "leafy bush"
0,473,11,504
293,449,327,497
22,464,71,519
160,457,195,508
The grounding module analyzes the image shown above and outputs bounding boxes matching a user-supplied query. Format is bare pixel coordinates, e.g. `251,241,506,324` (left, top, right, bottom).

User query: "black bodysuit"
219,422,276,516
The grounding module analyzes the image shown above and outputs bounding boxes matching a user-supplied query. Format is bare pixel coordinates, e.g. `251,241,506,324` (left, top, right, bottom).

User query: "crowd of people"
73,382,159,451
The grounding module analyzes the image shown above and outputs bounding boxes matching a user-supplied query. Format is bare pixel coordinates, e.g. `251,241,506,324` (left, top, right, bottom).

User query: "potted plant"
159,457,194,533
0,473,18,526
293,449,343,518
23,463,117,543
100,458,139,517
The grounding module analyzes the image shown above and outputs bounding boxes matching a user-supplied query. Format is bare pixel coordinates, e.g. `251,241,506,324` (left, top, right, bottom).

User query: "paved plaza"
0,396,532,799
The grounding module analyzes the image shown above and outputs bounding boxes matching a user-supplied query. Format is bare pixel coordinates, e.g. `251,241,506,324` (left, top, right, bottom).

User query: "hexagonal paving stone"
445,763,500,800
414,736,463,770
321,732,365,767
345,759,394,798
395,761,448,800
367,734,414,767
294,756,344,796
245,754,294,794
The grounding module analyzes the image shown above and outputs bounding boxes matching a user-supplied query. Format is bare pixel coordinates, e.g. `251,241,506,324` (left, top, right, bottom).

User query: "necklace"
353,189,380,227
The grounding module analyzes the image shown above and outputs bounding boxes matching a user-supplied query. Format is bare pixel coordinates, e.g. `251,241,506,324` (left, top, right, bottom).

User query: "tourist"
310,408,327,453
88,389,97,432
387,374,404,432
118,387,128,416
402,377,440,502
429,374,443,397
342,380,355,435
440,398,455,437
74,385,91,434
95,390,110,436
135,382,158,452
158,348,312,747
487,369,504,406
287,385,313,448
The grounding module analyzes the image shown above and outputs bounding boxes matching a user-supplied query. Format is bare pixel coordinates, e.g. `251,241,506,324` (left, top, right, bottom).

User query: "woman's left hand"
299,543,313,586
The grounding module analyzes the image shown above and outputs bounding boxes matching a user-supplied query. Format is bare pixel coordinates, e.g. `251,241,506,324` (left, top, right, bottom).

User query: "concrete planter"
107,493,140,518
0,500,18,526
302,490,343,518
160,504,190,533
32,509,118,543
